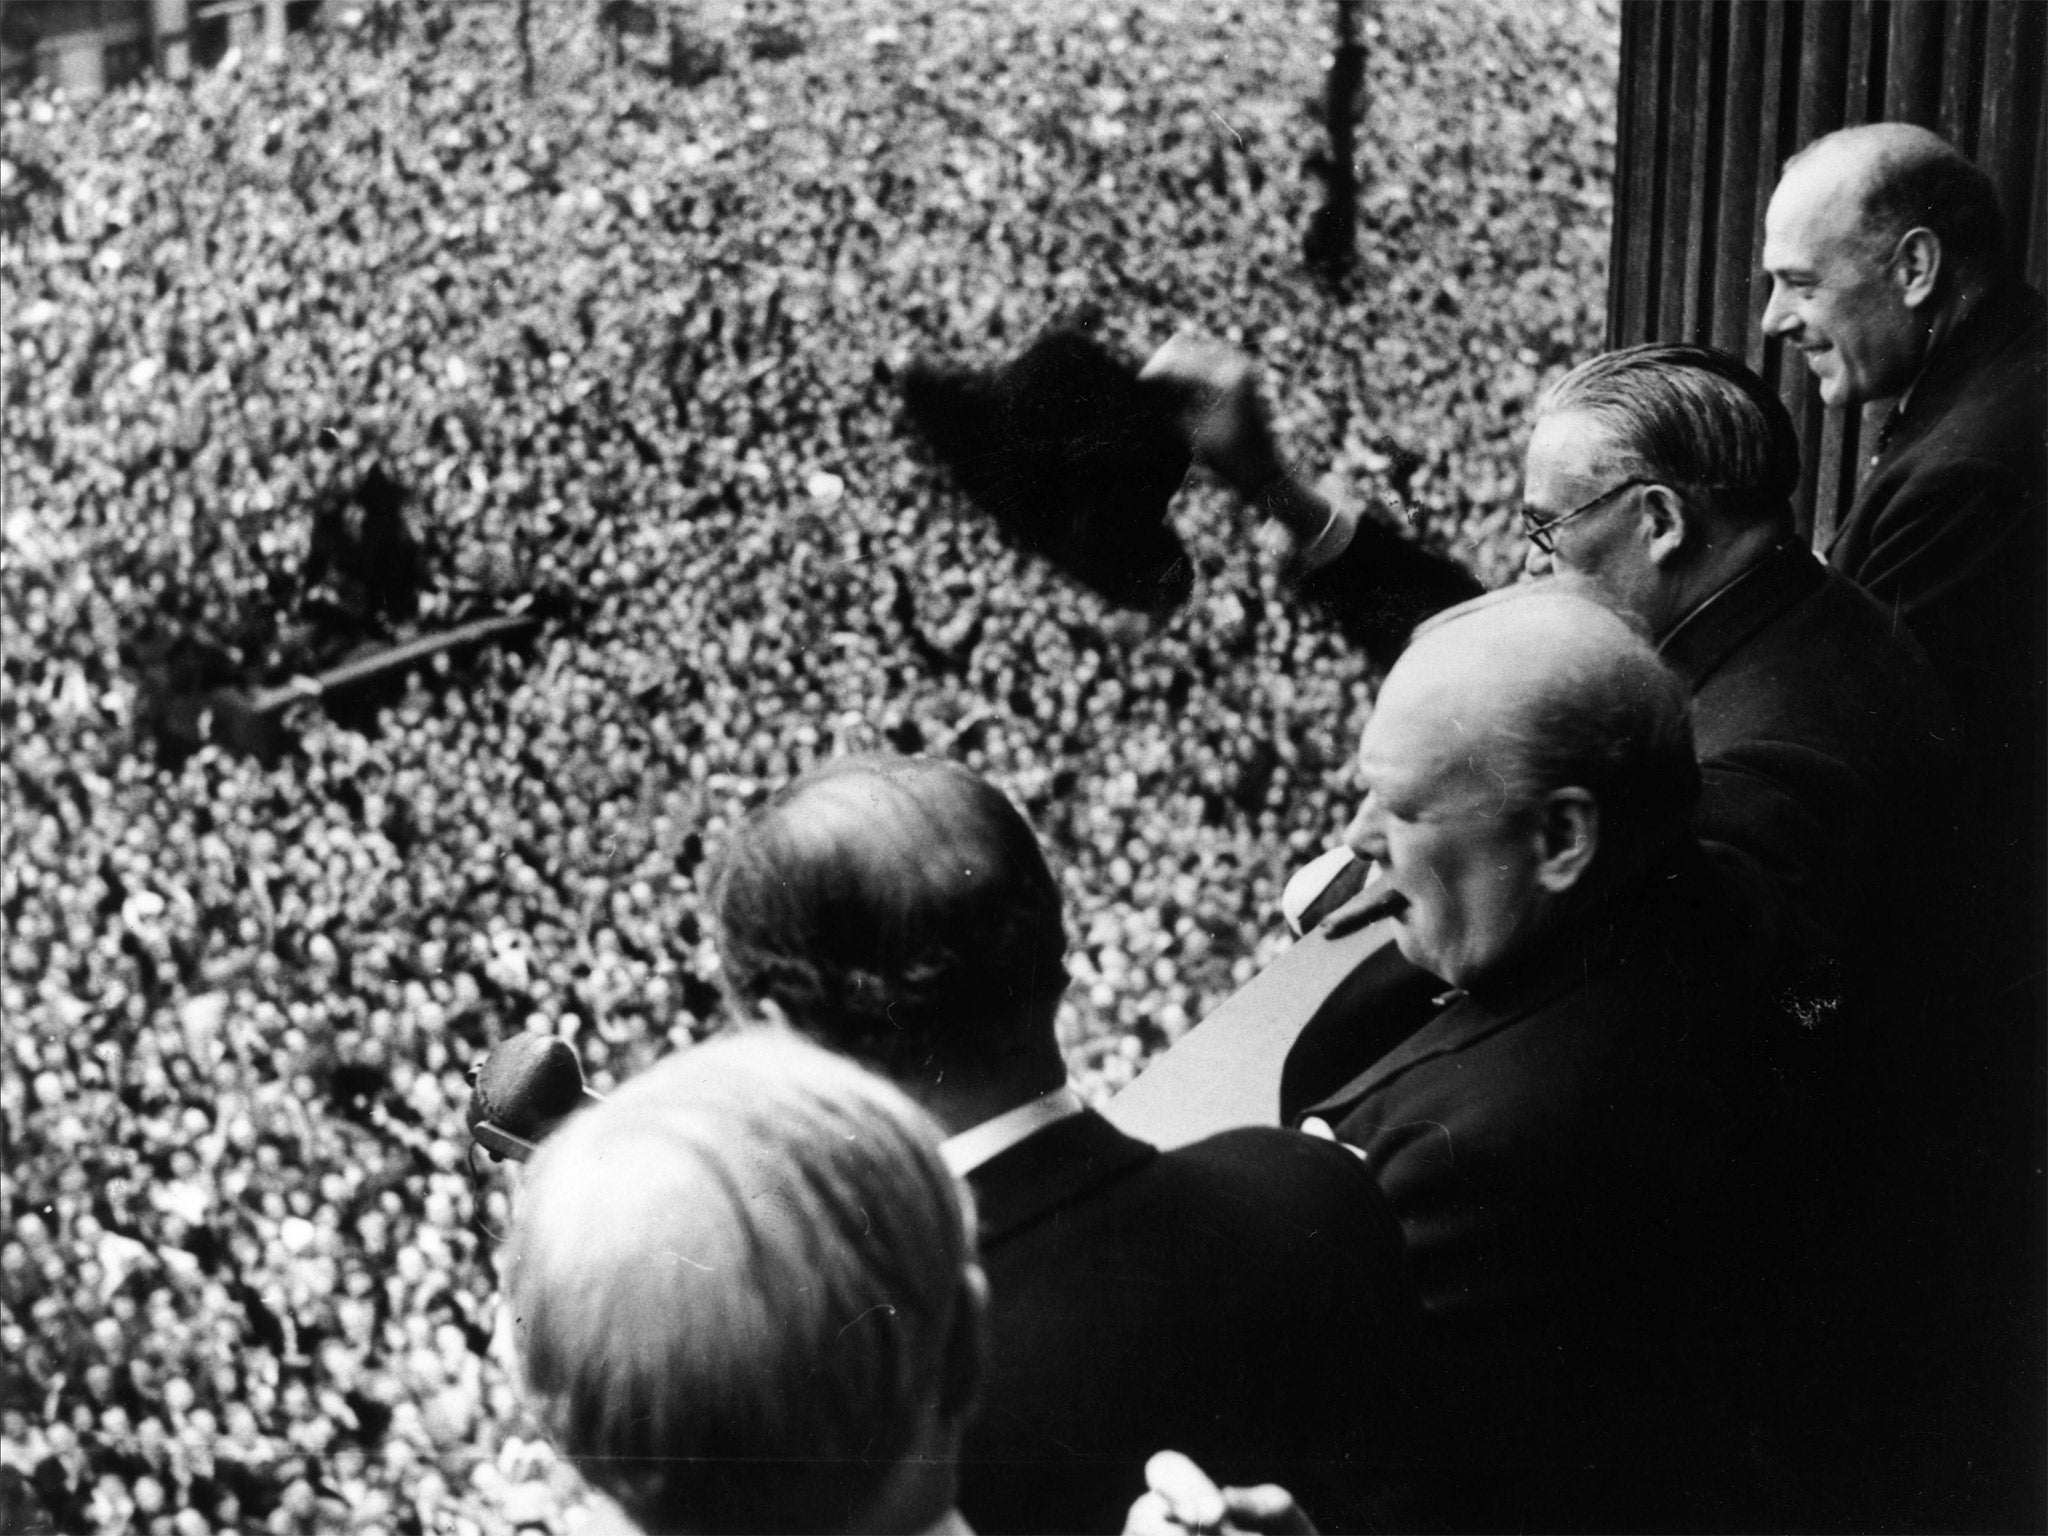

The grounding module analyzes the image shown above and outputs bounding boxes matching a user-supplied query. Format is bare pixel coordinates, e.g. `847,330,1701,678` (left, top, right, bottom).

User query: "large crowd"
0,0,1615,1529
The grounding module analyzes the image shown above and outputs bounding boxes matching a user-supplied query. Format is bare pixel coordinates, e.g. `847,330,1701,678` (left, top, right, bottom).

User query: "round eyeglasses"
1518,476,1661,556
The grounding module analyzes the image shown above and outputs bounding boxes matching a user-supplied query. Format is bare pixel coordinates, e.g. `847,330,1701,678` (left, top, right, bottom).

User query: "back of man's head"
1537,343,1801,533
504,1031,982,1535
1787,122,2006,281
1407,585,1701,876
710,755,1070,1079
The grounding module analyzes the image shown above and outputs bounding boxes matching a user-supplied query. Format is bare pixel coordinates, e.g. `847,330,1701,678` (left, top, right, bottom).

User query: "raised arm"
1139,330,1483,662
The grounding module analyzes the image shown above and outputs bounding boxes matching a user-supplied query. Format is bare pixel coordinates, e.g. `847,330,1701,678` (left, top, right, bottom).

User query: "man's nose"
1343,801,1386,861
1760,284,1794,336
1522,542,1554,579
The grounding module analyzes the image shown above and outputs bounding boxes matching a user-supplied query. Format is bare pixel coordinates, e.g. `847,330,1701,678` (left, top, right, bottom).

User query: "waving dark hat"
901,313,1193,612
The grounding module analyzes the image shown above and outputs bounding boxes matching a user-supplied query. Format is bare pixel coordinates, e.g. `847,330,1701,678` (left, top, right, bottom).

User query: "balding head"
1344,586,1697,986
1786,123,2005,275
1763,123,2004,405
711,755,1070,1089
504,1031,983,1535
1405,588,1701,849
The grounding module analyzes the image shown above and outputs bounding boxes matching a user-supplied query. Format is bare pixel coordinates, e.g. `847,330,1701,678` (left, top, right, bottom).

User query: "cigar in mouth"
1283,850,1411,937
1349,880,1410,925
1317,877,1410,937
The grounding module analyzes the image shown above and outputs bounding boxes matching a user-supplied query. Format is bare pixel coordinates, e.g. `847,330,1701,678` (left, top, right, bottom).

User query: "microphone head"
468,1035,594,1159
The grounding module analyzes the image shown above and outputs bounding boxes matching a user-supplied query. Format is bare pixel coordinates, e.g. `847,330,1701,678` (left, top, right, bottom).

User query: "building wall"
1,2,153,92
0,0,295,95
1609,0,2046,541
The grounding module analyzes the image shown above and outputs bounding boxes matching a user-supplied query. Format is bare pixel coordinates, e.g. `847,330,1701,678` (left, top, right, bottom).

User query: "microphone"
467,1035,604,1163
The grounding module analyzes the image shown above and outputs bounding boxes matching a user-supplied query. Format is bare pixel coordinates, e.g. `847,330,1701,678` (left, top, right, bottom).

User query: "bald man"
500,1033,985,1536
1292,588,1789,1530
1766,137,2045,1526
1762,123,2044,987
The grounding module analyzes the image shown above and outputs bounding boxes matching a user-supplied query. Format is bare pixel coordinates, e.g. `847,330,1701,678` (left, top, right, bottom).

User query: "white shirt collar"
940,1085,1086,1178
590,1494,973,1535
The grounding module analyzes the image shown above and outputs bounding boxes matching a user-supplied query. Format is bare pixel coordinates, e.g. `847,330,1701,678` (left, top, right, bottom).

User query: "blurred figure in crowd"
710,755,1433,1535
1290,588,1789,1530
500,1031,985,1536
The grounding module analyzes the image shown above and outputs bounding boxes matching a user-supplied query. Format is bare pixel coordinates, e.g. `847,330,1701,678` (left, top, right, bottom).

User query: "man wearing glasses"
1515,345,1957,979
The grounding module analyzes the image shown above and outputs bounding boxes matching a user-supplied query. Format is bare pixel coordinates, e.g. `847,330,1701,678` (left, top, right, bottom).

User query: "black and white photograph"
2,0,2042,1531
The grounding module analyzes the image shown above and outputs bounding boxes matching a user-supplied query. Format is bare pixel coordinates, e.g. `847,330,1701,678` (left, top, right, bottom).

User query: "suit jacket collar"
941,1085,1085,1178
965,1106,1156,1247
1655,536,1821,693
1312,977,1548,1115
1872,279,2047,463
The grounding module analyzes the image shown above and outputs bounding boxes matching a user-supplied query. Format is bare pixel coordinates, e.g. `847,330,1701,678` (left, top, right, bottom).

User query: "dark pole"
1305,0,1365,279
196,614,541,760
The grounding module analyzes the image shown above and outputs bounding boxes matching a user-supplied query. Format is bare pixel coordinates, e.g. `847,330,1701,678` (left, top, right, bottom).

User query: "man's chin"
1389,929,1451,984
1808,359,1857,408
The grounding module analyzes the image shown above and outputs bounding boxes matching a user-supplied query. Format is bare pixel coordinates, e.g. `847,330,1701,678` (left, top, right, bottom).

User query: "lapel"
1862,284,2043,460
1823,280,2045,559
1654,537,1822,694
1300,848,1719,1123
1308,972,1566,1116
967,1107,1157,1248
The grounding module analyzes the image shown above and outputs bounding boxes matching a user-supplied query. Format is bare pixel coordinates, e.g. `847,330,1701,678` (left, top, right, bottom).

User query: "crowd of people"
3,0,1617,1530
10,0,2043,1528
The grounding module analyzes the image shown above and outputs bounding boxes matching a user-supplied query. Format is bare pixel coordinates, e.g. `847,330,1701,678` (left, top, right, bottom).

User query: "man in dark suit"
1292,589,1788,1531
1515,344,1960,1031
1761,121,2044,873
1761,122,2046,1529
707,755,1431,1535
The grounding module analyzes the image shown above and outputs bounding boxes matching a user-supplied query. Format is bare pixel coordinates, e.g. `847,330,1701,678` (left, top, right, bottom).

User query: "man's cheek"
1401,904,1447,964
1393,927,1447,981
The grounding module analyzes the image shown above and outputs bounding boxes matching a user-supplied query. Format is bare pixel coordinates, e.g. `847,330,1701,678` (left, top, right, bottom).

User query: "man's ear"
1533,788,1599,892
1640,483,1692,567
1891,227,1943,311
938,1262,989,1425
